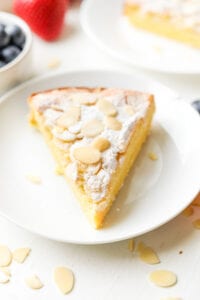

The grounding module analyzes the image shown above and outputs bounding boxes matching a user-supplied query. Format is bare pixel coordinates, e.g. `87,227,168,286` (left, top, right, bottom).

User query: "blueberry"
0,23,5,31
0,24,10,48
0,60,6,68
5,25,25,49
1,46,21,63
191,100,200,114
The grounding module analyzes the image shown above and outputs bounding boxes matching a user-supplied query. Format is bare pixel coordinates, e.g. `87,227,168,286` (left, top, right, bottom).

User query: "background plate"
81,0,200,74
0,70,200,244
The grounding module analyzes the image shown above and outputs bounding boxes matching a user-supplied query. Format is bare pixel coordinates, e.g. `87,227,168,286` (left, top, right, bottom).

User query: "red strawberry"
13,0,68,41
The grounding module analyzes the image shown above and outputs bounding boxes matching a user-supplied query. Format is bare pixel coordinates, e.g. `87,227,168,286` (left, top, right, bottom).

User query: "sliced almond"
128,239,135,252
73,147,101,164
57,106,80,128
0,267,11,277
124,105,135,116
47,58,61,69
148,152,158,161
105,117,122,131
25,275,43,290
0,245,12,267
87,163,102,175
72,94,97,105
137,242,160,264
97,99,117,116
81,119,104,138
182,206,193,217
54,266,74,295
13,248,31,264
193,219,200,229
0,271,10,284
149,270,177,287
26,174,42,184
92,137,110,152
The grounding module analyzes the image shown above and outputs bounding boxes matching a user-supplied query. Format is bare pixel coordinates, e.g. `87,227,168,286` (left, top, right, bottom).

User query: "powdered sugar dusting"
31,88,150,206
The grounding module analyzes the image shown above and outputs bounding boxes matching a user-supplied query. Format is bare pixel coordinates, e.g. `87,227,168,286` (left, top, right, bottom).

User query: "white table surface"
1,4,200,300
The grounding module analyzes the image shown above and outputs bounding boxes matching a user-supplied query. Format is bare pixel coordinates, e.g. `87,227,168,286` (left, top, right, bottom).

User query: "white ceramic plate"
81,0,200,74
0,70,199,244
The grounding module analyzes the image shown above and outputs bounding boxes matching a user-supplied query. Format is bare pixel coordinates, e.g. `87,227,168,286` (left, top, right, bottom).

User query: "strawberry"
13,0,68,41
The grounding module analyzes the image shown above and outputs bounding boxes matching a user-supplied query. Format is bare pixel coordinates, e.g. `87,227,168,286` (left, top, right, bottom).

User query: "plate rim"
0,69,200,245
80,0,200,75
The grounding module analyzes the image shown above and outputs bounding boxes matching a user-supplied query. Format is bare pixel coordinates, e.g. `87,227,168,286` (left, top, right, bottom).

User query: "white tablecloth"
1,5,200,300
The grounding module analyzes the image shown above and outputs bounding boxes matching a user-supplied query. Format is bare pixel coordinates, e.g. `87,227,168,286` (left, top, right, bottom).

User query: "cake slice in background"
124,0,200,48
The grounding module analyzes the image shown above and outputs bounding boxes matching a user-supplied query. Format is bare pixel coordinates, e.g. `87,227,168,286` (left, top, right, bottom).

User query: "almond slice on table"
73,146,101,164
105,117,122,131
13,248,31,264
0,271,10,284
137,242,160,264
25,275,43,290
92,137,110,152
81,119,104,138
149,270,177,287
0,245,12,267
0,267,11,277
54,266,74,295
97,99,117,116
57,106,81,128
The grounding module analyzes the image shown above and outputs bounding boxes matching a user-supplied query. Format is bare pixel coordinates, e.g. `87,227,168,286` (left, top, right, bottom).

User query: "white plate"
81,0,200,74
0,70,199,244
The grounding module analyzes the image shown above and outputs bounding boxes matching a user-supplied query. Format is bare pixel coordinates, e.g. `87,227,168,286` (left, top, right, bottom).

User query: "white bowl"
0,12,33,94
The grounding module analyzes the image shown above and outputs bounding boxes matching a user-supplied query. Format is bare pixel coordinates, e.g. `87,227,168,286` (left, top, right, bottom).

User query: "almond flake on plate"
0,245,12,267
26,174,42,184
47,58,61,69
13,248,31,264
149,270,177,287
54,266,74,294
25,275,43,290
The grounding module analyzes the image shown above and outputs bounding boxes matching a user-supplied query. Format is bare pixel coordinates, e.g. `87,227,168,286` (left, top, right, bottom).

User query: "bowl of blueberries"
0,12,32,93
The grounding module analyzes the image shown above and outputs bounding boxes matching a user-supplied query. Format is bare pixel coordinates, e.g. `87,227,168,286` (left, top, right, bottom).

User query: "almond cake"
28,87,155,229
124,0,200,48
